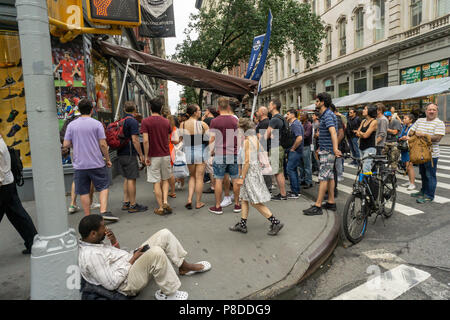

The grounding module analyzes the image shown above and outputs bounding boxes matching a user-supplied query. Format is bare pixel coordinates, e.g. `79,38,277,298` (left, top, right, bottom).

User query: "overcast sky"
165,0,198,115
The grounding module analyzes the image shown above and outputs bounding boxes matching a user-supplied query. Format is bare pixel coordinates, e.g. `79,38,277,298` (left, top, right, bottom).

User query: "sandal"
185,203,193,210
169,193,176,198
154,208,165,216
155,290,188,300
195,202,205,209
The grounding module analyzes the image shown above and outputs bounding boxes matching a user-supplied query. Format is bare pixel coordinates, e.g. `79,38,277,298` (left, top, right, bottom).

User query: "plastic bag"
173,150,189,178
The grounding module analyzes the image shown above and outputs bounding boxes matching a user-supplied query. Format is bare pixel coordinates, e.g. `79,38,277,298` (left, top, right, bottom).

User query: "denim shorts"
184,144,205,165
74,166,110,195
213,155,239,179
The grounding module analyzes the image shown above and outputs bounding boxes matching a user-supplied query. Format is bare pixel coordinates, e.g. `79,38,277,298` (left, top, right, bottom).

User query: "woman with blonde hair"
229,118,284,236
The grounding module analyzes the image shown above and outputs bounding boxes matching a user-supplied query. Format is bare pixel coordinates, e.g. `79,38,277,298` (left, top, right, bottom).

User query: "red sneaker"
208,206,223,215
233,204,242,213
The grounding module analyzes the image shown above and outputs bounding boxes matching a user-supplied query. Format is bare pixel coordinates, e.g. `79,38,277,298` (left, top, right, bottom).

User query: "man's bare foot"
179,261,204,275
195,202,205,209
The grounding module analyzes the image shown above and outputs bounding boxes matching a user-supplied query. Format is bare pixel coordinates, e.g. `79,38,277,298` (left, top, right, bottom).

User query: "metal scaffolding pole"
16,0,79,299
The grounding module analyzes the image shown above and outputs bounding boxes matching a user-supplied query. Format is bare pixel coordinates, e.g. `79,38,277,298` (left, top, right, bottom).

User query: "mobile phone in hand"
134,244,150,254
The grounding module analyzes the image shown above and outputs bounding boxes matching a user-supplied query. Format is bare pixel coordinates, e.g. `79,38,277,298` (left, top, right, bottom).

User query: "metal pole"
115,58,130,121
16,0,79,299
250,79,261,121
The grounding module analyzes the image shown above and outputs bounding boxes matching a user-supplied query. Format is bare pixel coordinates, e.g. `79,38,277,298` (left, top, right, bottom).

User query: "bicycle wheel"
342,194,368,244
382,173,397,218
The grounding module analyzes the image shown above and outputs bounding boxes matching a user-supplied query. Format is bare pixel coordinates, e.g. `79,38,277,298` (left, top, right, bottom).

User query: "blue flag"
251,10,272,82
245,34,265,79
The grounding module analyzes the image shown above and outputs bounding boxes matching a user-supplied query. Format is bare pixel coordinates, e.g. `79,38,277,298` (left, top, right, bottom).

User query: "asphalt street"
279,145,450,300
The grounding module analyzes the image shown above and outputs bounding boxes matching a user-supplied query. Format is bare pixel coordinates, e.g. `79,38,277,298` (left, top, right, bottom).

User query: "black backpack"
274,114,295,150
8,147,24,186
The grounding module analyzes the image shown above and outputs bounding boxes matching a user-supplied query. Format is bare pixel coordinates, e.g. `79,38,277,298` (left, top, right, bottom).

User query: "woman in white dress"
229,118,284,236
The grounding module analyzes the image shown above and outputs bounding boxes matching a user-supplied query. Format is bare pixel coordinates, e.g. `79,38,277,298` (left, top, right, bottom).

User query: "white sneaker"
90,202,101,210
407,184,416,191
155,289,188,300
220,196,232,208
337,176,344,182
68,205,80,214
230,194,235,201
401,182,410,187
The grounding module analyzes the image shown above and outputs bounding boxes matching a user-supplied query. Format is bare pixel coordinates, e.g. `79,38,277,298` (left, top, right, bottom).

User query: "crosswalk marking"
341,172,450,204
396,174,450,190
312,177,424,216
332,264,431,300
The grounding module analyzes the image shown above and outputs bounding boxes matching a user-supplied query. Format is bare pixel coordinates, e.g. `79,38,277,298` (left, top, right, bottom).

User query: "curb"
243,202,340,300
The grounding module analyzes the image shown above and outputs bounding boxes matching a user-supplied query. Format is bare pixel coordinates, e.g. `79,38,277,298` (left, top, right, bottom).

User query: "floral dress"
239,136,272,204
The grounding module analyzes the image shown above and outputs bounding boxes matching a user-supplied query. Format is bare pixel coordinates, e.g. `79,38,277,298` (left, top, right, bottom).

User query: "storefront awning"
334,77,450,107
96,40,258,100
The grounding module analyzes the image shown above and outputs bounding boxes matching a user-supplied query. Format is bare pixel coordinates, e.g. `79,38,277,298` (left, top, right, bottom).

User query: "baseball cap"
384,111,392,117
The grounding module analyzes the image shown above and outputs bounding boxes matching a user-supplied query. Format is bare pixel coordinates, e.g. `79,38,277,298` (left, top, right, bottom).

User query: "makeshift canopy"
96,40,259,100
302,77,450,110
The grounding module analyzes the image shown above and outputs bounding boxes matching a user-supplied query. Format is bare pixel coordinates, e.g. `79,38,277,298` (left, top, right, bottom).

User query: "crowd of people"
1,91,445,300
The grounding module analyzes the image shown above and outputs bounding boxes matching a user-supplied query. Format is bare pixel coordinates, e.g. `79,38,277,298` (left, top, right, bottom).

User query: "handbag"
257,142,273,175
397,139,408,152
173,150,189,178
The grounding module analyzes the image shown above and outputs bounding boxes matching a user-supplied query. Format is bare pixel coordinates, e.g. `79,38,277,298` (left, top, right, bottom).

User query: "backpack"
105,116,132,150
8,147,24,186
274,114,295,150
408,134,432,165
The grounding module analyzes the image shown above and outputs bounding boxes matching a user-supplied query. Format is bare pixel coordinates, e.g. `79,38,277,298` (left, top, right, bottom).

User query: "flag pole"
115,58,130,121
250,79,261,121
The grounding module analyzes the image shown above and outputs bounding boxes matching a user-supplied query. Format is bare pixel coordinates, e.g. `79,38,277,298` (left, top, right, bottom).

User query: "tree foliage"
173,0,326,73
180,86,199,106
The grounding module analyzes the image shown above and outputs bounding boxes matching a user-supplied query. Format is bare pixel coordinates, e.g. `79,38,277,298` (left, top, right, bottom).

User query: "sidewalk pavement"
0,174,339,300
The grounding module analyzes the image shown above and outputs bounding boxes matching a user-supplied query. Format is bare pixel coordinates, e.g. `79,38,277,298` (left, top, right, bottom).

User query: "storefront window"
324,78,334,97
372,64,388,89
338,82,349,97
0,30,31,168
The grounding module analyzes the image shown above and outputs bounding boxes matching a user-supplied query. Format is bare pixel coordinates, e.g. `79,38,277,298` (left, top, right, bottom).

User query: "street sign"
86,0,141,26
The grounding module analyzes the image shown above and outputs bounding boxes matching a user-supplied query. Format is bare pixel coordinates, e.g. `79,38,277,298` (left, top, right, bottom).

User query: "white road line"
312,177,424,216
395,174,450,190
362,250,450,300
332,264,431,300
341,172,450,204
438,159,450,164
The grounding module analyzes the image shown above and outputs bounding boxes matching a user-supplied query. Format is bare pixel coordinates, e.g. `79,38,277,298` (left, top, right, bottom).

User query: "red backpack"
106,116,132,150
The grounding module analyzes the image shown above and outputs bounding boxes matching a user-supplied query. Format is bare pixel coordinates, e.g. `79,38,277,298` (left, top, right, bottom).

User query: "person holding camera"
78,214,211,300
398,114,416,191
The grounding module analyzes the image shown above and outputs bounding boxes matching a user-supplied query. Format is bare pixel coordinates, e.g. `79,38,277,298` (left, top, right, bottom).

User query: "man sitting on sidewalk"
78,214,211,300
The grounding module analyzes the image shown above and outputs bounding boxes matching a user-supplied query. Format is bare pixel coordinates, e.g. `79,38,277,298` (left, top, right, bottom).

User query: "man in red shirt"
54,52,75,87
141,98,173,215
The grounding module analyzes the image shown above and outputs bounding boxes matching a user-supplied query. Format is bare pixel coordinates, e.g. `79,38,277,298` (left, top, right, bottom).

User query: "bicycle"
342,154,397,244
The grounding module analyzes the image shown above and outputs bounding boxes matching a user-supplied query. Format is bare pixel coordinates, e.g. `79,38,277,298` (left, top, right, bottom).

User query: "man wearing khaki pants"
141,98,173,215
78,214,211,300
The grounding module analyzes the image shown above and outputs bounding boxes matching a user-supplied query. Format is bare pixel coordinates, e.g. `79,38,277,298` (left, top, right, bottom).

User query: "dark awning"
96,40,258,100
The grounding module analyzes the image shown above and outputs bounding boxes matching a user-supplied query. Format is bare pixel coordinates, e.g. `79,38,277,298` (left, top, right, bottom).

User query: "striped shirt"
79,240,133,292
410,118,446,158
318,108,338,152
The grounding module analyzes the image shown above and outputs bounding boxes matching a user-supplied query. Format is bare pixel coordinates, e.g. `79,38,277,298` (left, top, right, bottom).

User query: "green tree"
180,86,199,106
173,0,325,107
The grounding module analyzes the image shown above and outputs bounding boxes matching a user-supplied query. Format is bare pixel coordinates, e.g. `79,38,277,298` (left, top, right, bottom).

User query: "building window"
287,51,292,76
339,19,346,56
372,64,388,89
324,79,334,97
374,0,385,41
354,69,367,93
411,0,422,27
326,28,332,61
311,0,316,14
437,0,450,17
280,57,285,79
308,82,316,102
325,0,331,10
275,59,278,82
355,8,364,50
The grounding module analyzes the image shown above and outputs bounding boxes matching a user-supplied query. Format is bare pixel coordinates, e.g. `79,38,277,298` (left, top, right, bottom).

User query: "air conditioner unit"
292,68,299,74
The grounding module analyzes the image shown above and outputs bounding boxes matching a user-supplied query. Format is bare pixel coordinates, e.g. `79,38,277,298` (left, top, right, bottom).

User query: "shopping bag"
173,150,189,178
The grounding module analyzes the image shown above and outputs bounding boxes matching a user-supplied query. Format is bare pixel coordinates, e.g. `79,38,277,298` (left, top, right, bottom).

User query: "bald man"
255,106,273,190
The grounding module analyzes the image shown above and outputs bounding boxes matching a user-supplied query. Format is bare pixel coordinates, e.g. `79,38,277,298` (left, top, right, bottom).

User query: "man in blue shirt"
286,109,304,199
303,93,342,216
118,101,147,213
